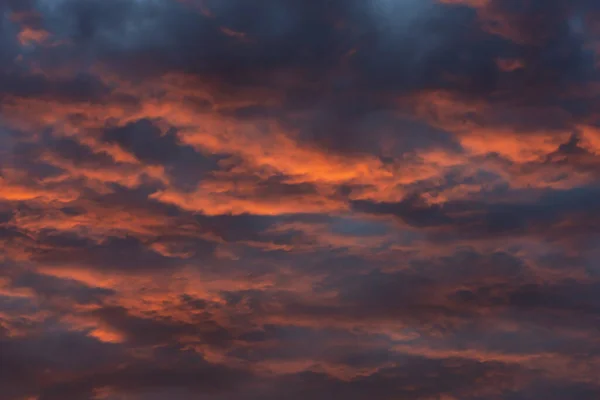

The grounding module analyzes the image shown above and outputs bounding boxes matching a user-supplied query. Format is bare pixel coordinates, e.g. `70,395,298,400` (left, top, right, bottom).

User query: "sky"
1,0,600,399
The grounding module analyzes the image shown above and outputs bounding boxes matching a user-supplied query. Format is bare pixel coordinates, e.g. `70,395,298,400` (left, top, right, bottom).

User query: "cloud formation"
1,0,600,398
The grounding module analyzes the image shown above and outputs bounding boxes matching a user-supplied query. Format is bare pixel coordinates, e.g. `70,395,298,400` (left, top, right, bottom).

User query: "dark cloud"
352,184,600,239
28,231,202,272
256,357,523,400
30,0,592,148
36,348,251,400
0,329,122,400
90,306,234,348
0,71,112,103
0,329,250,400
102,119,224,189
11,271,115,305
232,248,600,339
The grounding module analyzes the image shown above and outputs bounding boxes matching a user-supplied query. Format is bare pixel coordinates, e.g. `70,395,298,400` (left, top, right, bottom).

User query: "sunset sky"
1,0,600,399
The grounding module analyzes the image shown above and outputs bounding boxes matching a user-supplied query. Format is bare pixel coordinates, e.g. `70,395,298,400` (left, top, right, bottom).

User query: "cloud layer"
1,0,600,399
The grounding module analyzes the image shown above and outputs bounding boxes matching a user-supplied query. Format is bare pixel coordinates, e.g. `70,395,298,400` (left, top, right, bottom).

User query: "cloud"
351,182,600,240
0,0,599,399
